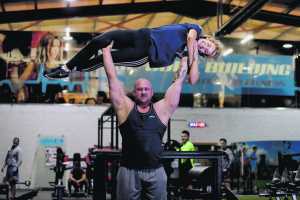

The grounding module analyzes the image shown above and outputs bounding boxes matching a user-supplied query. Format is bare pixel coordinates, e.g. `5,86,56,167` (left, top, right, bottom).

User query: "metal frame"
93,151,224,200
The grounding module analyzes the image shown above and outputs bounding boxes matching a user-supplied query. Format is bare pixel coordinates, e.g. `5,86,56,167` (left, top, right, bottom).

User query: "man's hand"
102,41,114,52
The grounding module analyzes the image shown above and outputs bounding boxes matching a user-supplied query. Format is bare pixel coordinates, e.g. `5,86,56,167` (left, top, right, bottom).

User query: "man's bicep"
109,79,128,109
154,98,176,125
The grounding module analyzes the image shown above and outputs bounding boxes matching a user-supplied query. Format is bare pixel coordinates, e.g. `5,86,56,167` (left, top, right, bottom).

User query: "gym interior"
1,1,300,200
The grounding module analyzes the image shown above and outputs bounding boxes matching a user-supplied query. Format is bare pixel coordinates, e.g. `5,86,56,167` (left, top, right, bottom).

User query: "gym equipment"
0,183,38,200
0,183,9,200
17,180,31,187
93,150,224,200
51,149,93,200
15,189,39,200
259,167,300,200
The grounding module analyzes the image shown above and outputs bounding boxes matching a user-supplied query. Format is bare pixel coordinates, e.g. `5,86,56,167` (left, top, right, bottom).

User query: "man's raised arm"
154,57,188,125
102,43,133,124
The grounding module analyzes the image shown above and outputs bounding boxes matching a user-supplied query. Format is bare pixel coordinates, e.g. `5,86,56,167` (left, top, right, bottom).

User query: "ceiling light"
283,43,293,49
63,27,73,41
129,69,134,75
65,27,71,33
222,48,233,57
194,93,201,97
240,34,254,45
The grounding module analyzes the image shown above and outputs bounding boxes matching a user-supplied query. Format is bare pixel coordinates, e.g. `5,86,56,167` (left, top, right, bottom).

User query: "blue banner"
118,54,295,96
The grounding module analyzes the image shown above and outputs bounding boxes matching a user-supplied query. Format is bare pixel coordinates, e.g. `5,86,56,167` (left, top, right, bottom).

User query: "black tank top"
119,103,167,169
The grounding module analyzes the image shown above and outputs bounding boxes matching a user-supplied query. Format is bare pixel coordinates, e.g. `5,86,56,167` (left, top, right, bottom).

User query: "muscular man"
44,23,222,85
1,137,22,200
102,41,188,199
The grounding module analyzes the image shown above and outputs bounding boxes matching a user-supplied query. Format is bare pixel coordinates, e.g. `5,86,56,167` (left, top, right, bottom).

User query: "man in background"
179,130,196,188
1,137,23,200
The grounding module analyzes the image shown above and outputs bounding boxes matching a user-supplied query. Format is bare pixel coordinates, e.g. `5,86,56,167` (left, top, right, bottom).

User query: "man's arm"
78,171,87,183
69,171,76,182
154,57,188,125
102,43,133,124
187,29,199,84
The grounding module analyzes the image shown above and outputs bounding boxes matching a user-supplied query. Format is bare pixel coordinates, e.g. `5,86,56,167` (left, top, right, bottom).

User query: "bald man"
102,42,187,200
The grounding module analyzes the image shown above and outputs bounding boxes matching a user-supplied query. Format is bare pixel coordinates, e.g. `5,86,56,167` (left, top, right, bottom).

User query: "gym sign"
188,120,207,128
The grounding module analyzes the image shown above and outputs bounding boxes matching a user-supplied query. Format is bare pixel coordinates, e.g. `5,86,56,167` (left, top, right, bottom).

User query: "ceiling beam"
0,1,218,24
252,10,300,27
215,0,269,37
0,0,300,29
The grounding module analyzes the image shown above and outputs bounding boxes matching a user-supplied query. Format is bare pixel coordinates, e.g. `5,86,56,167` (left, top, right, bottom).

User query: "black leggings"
66,29,151,71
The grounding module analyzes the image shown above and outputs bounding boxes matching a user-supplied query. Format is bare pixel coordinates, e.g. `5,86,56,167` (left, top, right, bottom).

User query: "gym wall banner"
120,54,294,96
38,135,65,167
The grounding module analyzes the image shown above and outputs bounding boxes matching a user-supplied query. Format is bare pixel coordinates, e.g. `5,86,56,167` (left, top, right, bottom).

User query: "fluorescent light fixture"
63,27,73,41
240,34,254,44
283,43,293,49
222,48,233,57
65,27,71,33
129,69,134,75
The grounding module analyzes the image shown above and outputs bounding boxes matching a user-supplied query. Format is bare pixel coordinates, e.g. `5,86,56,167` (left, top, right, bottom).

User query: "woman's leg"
80,47,149,71
66,29,141,70
44,29,149,79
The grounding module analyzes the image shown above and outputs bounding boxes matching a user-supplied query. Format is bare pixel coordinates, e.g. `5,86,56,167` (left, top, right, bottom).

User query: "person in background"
1,137,22,200
219,138,234,189
179,130,196,188
84,97,97,105
249,146,258,193
67,153,88,195
84,148,94,194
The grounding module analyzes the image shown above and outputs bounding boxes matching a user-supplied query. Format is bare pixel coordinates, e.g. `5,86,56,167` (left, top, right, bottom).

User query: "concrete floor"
0,190,93,200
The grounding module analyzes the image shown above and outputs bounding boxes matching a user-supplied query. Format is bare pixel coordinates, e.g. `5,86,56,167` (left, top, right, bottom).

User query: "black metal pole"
98,118,100,148
100,116,103,148
94,154,106,200
116,116,119,150
167,119,171,143
111,114,114,149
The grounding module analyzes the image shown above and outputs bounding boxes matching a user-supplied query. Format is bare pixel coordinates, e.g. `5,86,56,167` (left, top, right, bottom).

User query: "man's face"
197,38,217,57
219,140,226,150
134,79,153,106
13,137,19,146
181,133,189,144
